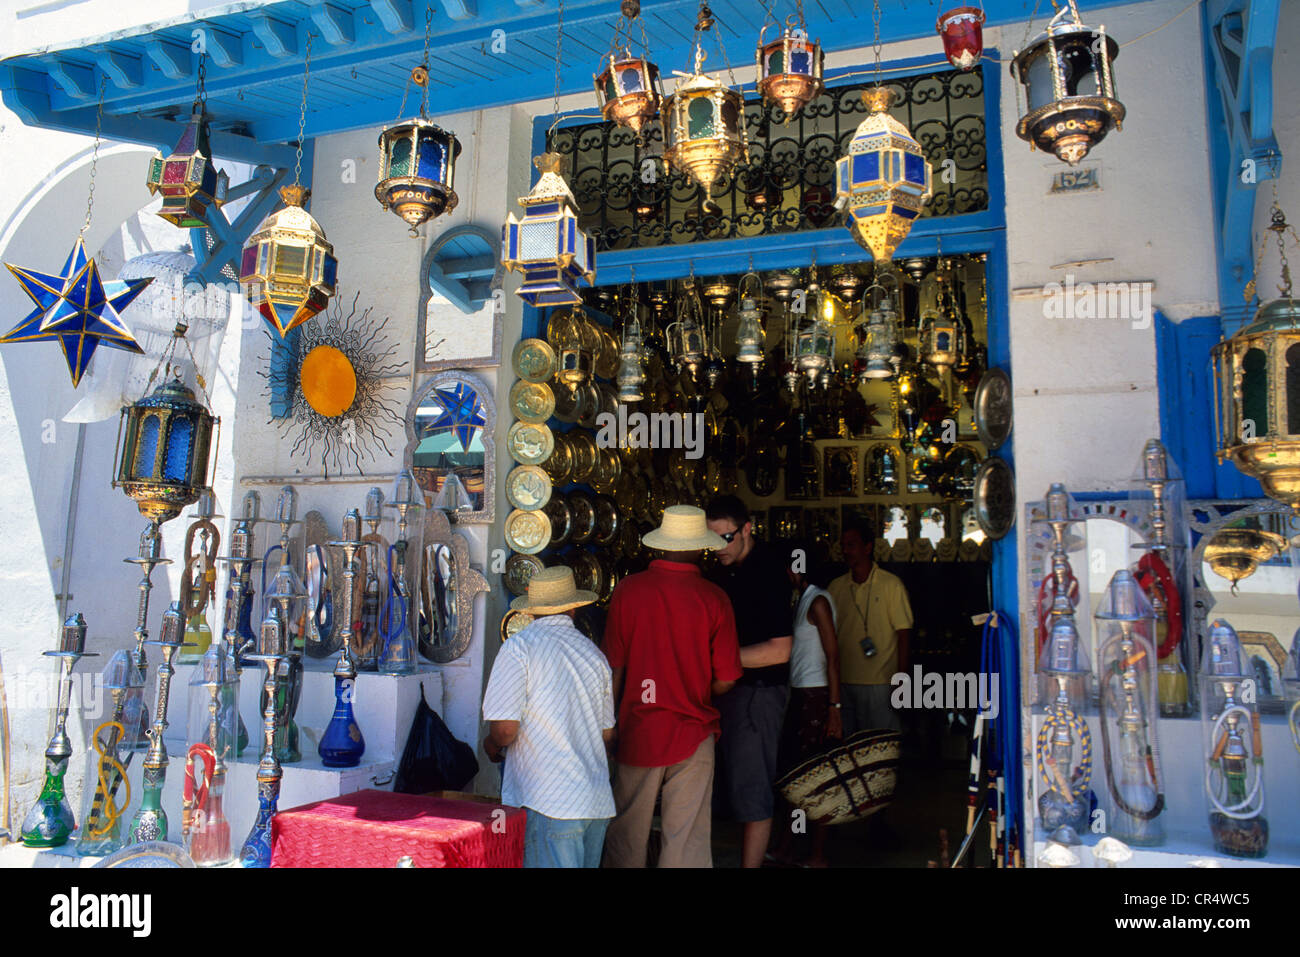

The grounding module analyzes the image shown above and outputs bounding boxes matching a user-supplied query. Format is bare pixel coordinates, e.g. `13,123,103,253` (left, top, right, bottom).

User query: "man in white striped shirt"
482,566,616,867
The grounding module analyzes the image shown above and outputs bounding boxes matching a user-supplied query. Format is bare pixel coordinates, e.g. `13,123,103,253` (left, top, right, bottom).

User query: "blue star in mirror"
421,382,485,454
2,237,151,387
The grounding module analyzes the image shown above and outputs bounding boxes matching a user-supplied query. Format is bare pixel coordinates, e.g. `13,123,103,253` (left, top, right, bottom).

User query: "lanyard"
853,567,875,636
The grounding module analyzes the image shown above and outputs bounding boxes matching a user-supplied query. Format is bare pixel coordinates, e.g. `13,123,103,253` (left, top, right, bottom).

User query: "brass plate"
543,431,573,485
504,552,545,596
511,338,557,384
569,548,604,596
973,368,1013,451
973,457,1016,540
501,609,535,642
506,420,554,466
547,310,579,346
577,381,602,430
543,496,573,546
509,379,555,424
505,508,552,554
506,465,553,511
568,491,597,544
594,494,620,546
568,431,599,484
552,376,581,423
592,446,622,493
599,381,619,420
597,551,617,601
595,326,620,380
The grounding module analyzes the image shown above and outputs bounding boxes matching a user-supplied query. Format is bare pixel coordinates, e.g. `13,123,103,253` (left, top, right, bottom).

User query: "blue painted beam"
369,0,415,34
251,14,299,58
310,3,357,46
93,50,143,89
426,255,480,313
204,27,245,68
442,0,479,20
40,56,95,100
145,36,192,80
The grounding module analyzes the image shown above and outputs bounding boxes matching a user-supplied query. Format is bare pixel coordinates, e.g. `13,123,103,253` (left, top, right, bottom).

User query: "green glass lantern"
240,186,339,336
375,117,462,237
663,69,748,209
145,107,225,229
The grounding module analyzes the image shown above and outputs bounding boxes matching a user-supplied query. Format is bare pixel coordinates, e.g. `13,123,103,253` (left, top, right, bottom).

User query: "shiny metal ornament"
145,106,225,229
502,153,597,306
240,185,338,336
834,86,932,262
937,5,986,72
595,53,664,136
375,117,462,236
735,276,766,365
662,58,748,209
1010,3,1124,166
756,20,824,120
858,293,899,381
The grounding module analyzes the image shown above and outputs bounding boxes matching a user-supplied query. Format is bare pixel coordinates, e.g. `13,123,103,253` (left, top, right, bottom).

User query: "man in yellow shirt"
827,519,913,734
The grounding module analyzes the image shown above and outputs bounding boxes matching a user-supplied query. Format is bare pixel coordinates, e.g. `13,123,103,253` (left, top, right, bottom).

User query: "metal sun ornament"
594,0,664,139
240,33,339,337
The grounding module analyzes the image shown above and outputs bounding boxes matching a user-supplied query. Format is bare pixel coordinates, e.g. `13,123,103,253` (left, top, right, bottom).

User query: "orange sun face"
300,344,357,417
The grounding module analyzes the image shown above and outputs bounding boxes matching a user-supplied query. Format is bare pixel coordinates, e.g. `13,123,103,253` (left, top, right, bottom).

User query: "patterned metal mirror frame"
418,508,489,663
404,369,496,525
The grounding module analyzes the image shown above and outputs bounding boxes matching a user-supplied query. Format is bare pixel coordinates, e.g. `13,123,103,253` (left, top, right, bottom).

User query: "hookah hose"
1096,640,1165,821
183,744,216,839
381,543,407,642
86,721,131,839
1207,706,1265,820
981,613,1022,867
1035,569,1080,654
1035,706,1092,801
1289,700,1300,756
1134,552,1183,659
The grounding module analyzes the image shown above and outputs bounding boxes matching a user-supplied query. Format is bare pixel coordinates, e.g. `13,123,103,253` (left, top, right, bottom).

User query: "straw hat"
509,565,598,614
642,505,728,552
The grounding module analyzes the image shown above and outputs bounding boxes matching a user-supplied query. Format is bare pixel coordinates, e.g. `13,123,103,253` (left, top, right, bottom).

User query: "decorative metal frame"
404,369,496,525
416,224,507,372
547,69,987,252
418,509,489,663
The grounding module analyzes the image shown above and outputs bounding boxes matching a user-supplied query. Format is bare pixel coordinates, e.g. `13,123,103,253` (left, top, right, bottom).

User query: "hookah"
21,614,97,847
216,490,263,755
320,509,367,768
123,523,172,751
240,606,292,868
179,491,221,665
1200,618,1268,858
183,679,233,866
1130,439,1190,717
356,487,387,672
127,602,190,843
262,486,306,762
379,470,422,676
1032,484,1093,834
75,655,136,855
1094,568,1166,846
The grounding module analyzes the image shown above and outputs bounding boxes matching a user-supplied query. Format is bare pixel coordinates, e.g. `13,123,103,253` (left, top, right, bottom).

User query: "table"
270,789,525,867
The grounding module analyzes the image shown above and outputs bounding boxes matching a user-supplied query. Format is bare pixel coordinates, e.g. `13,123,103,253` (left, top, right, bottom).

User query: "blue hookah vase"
320,511,367,768
378,542,417,675
241,608,290,868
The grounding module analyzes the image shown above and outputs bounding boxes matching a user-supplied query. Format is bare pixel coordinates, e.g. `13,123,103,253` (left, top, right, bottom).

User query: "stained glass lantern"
553,309,595,391
920,308,965,378
502,154,596,307
595,53,663,137
756,22,824,119
794,317,834,384
835,87,933,263
668,312,706,373
375,118,462,236
240,186,338,337
662,71,748,208
113,375,217,525
937,6,986,72
1010,4,1123,166
145,107,222,229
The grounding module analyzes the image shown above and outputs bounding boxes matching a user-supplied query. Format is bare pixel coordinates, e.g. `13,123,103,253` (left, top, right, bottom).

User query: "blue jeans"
523,809,610,868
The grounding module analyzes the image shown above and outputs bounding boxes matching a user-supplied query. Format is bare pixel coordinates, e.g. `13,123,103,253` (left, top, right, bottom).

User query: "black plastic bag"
393,683,480,794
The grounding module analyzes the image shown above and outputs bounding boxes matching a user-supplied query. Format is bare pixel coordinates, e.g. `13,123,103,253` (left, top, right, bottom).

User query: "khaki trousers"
604,735,715,868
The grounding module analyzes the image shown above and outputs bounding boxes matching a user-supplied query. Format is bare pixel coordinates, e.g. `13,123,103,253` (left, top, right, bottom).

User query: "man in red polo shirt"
602,505,742,867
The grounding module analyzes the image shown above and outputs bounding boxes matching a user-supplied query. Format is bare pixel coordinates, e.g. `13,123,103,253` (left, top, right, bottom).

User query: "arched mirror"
404,369,495,524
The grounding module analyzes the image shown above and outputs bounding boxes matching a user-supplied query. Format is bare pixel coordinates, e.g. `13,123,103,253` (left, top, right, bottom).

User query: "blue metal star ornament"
3,237,151,387
423,383,485,453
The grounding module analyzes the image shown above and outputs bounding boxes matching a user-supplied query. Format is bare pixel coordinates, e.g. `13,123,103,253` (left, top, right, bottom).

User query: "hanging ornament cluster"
1010,0,1124,166
594,0,663,138
240,33,338,336
145,54,227,229
936,4,986,72
375,4,463,236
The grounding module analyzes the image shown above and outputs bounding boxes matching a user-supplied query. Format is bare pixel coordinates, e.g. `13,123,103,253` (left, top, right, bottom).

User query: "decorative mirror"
404,369,495,524
417,224,505,372
417,508,489,663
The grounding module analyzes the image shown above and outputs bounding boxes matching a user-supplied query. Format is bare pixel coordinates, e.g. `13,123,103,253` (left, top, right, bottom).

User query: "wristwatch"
830,702,842,709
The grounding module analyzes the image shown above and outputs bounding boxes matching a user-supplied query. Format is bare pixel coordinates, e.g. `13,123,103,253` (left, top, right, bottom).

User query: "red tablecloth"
271,790,525,868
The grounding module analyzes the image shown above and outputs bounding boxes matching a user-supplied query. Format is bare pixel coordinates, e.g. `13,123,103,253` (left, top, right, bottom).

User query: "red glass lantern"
937,5,985,72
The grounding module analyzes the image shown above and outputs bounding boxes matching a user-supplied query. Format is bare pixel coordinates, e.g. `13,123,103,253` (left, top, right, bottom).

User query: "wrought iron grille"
546,69,987,252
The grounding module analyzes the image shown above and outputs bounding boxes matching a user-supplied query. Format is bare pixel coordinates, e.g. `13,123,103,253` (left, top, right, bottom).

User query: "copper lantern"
595,54,663,137
756,21,824,119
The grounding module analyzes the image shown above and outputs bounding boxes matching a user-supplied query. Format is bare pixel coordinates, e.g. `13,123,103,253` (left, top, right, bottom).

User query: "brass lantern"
835,87,933,262
145,106,224,229
553,308,595,391
375,117,462,236
113,331,218,526
596,52,663,137
1213,204,1300,511
240,185,338,337
756,19,824,120
662,36,748,210
502,154,597,307
1010,3,1124,166
1203,522,1288,593
920,308,964,378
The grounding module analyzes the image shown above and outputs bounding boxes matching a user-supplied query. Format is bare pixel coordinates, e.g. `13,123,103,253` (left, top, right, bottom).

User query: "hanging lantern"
596,53,663,136
920,308,964,378
113,328,218,526
756,19,824,119
1212,206,1300,511
1010,3,1124,166
502,154,597,307
734,277,766,365
858,293,898,380
616,300,647,401
794,317,834,384
240,186,338,337
668,289,707,374
662,71,747,209
835,87,932,262
145,107,223,229
936,6,986,72
375,118,462,236
552,309,595,391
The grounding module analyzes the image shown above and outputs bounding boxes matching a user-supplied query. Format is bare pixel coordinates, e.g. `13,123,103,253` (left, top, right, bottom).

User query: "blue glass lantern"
502,153,597,306
834,87,932,263
756,21,824,119
376,117,462,236
114,374,217,525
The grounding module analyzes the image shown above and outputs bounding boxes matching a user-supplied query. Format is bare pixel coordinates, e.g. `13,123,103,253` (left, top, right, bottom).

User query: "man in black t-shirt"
706,495,793,869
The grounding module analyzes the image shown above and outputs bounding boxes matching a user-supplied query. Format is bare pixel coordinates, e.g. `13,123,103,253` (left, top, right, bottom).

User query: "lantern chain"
195,49,208,110
294,32,314,189
1245,185,1299,306
420,1,434,116
871,0,882,86
81,75,107,237
551,0,565,129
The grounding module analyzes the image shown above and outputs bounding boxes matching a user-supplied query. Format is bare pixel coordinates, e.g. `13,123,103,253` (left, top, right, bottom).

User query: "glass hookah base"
20,802,74,848
1210,813,1269,858
1037,791,1089,834
75,833,125,857
319,749,363,768
189,824,234,867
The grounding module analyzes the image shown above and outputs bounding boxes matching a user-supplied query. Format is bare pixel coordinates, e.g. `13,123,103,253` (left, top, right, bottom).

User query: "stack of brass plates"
543,496,573,546
594,325,621,380
592,446,622,494
506,465,553,511
504,552,545,596
594,494,620,546
552,375,581,423
568,432,599,485
543,432,573,485
507,420,554,466
577,382,602,429
568,491,597,544
505,508,551,554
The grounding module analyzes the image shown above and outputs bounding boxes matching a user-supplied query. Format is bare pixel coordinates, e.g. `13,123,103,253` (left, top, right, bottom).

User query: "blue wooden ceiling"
2,0,1166,164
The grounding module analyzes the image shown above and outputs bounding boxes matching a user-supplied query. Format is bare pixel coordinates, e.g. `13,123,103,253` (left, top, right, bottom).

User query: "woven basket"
776,729,901,826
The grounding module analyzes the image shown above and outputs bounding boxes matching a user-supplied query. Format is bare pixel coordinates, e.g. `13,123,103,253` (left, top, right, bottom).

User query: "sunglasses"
719,530,739,543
